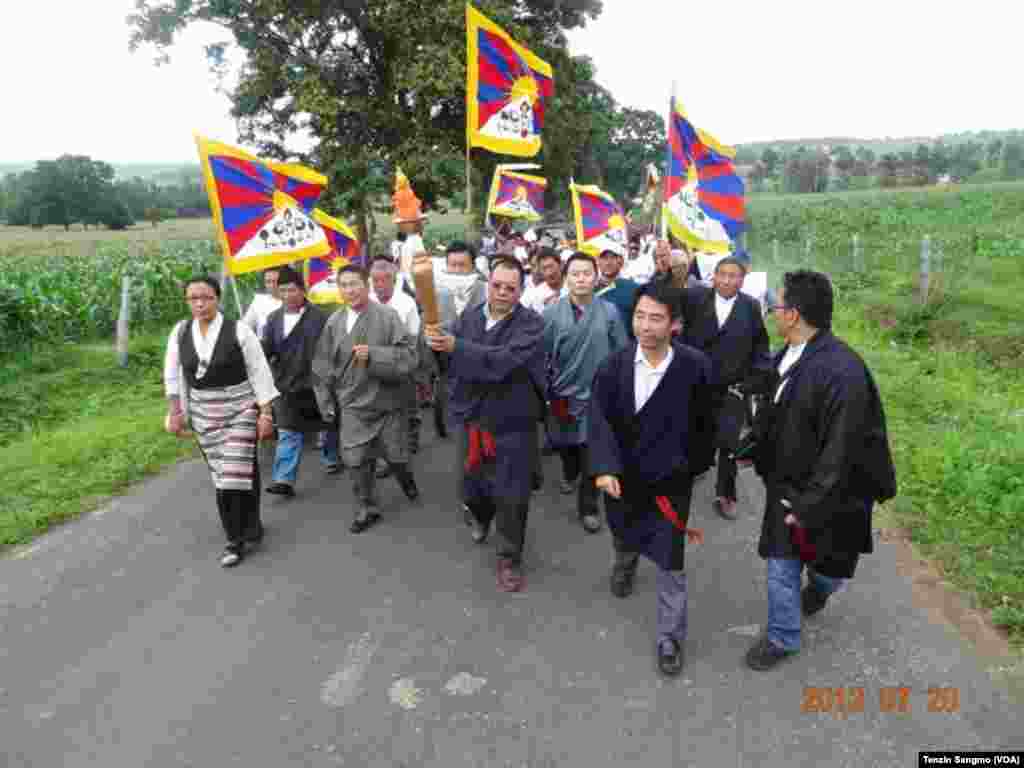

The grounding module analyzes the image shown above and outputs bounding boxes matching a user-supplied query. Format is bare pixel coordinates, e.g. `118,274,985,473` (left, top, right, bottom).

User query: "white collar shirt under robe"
774,341,808,403
715,292,738,328
634,344,675,413
282,305,306,338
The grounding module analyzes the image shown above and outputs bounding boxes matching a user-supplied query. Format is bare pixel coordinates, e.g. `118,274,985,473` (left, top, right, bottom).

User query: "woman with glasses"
164,276,280,568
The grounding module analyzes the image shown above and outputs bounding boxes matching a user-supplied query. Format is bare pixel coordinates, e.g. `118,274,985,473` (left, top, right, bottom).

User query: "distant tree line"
0,155,211,230
736,131,1024,194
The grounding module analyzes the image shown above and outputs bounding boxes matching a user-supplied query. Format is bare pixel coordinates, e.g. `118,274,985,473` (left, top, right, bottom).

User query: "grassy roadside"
0,331,197,548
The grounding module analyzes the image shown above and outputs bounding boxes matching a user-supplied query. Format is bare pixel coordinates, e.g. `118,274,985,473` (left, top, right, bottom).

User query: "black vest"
179,318,248,390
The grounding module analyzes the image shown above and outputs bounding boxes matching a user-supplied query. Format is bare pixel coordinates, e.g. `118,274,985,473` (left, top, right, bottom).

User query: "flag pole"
660,81,675,242
465,144,472,217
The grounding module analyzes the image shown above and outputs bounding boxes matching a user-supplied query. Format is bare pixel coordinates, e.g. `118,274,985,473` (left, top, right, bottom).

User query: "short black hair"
370,255,396,269
276,265,304,289
338,264,369,284
536,247,561,267
633,279,681,321
715,256,749,274
782,270,833,330
446,240,477,259
489,256,526,286
564,252,598,275
183,275,221,298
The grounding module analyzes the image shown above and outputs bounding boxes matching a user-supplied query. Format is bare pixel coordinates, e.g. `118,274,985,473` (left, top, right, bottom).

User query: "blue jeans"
766,558,845,652
272,429,338,484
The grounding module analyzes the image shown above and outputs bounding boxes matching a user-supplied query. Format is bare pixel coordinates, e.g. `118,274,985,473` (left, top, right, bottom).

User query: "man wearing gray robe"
543,252,629,533
312,265,421,533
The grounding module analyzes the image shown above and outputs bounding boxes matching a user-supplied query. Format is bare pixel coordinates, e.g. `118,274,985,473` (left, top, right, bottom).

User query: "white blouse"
164,313,279,413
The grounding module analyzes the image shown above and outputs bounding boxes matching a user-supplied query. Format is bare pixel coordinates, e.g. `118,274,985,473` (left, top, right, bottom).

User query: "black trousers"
468,497,530,564
557,444,599,519
353,459,414,511
713,393,747,501
215,456,262,547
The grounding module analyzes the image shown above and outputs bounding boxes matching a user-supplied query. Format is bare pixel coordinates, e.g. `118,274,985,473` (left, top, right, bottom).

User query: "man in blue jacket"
589,280,716,676
426,257,546,593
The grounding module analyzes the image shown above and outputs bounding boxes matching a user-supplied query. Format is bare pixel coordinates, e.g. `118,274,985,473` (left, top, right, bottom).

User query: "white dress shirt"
346,307,363,334
282,305,306,338
241,293,282,338
715,292,738,328
634,344,675,413
164,312,279,407
774,341,808,403
371,288,420,337
521,281,564,315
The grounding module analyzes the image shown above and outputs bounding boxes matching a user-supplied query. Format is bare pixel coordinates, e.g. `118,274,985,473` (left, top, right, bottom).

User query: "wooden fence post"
919,235,931,305
116,275,131,368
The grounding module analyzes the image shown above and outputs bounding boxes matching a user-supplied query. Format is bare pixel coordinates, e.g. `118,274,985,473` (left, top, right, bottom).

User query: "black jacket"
262,302,328,431
681,284,772,395
751,331,897,572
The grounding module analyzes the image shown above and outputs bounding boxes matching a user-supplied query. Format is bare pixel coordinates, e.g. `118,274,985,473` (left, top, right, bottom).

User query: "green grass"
748,184,1024,644
0,332,196,548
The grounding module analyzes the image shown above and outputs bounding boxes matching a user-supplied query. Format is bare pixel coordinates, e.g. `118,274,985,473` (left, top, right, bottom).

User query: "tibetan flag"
467,5,554,158
487,164,546,221
570,182,628,258
305,210,361,305
196,134,331,275
663,94,745,254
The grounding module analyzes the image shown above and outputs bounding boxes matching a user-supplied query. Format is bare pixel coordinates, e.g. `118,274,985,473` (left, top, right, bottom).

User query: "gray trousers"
613,535,688,645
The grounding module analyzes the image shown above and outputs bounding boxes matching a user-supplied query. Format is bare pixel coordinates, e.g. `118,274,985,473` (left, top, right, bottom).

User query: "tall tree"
128,0,603,239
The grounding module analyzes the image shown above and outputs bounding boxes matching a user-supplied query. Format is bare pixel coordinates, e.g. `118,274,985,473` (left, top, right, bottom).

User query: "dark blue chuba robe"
588,342,715,571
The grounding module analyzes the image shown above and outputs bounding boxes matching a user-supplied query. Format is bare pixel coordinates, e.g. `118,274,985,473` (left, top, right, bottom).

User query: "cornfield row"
0,239,255,352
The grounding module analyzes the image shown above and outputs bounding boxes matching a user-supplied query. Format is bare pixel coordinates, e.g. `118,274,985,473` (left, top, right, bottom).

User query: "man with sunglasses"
744,270,896,670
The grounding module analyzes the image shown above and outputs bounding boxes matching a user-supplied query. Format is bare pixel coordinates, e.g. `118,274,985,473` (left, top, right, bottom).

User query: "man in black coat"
744,270,896,670
680,251,772,520
425,257,547,593
261,267,334,497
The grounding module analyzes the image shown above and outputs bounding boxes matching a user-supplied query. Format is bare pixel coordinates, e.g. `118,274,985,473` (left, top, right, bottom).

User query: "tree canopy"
128,0,604,240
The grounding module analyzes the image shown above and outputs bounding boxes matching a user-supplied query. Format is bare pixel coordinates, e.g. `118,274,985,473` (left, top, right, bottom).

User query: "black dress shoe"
350,510,382,534
463,504,488,543
657,638,684,677
801,583,830,617
610,563,636,598
265,483,295,497
400,478,420,502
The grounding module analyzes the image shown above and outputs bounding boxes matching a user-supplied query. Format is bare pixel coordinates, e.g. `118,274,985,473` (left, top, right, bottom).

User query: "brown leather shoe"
496,557,524,592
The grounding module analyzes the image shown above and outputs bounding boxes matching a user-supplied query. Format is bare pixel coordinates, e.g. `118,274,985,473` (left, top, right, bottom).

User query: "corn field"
0,239,264,353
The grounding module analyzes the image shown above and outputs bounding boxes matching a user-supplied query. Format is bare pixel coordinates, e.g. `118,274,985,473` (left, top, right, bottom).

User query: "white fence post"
919,235,931,305
116,275,131,368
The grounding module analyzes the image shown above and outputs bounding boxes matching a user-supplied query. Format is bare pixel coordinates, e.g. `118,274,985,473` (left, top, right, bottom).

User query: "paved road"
2,422,1021,767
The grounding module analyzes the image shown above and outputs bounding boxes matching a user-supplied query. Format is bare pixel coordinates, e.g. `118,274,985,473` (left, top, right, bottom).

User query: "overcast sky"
2,0,1019,163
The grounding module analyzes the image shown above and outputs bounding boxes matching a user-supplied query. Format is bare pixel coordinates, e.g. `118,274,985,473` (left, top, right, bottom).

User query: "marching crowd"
163,213,896,677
